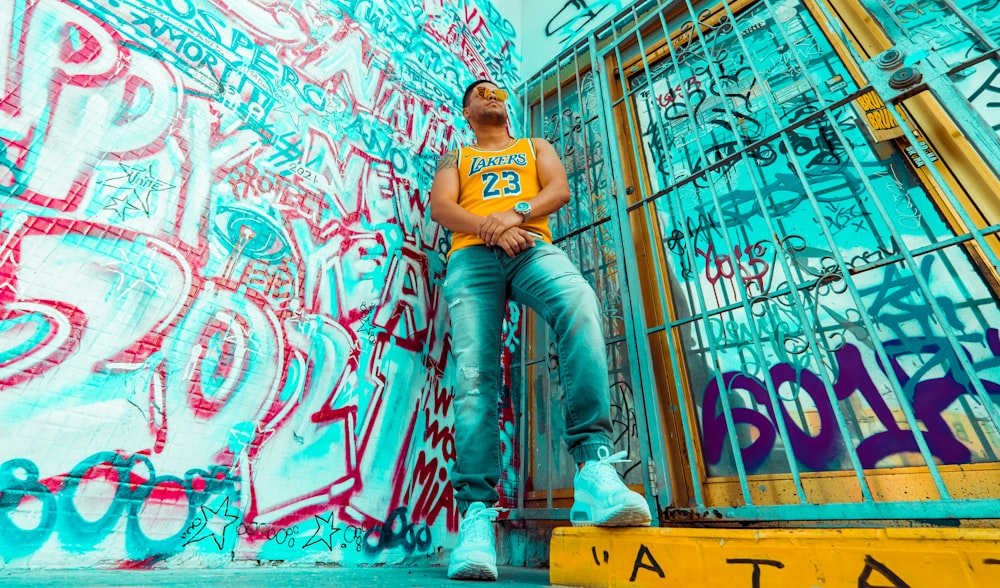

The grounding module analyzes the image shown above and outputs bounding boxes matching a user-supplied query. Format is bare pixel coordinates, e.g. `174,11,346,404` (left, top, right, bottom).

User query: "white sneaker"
448,502,502,581
571,447,652,527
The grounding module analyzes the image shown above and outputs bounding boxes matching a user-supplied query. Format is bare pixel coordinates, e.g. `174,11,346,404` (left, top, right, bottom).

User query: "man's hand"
494,227,537,257
478,209,524,246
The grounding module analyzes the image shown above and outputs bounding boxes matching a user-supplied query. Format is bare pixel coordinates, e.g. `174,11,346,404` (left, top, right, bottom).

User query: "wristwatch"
513,201,532,221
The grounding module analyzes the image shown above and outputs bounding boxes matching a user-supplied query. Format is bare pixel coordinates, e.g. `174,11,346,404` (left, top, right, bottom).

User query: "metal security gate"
514,0,1000,523
509,45,661,519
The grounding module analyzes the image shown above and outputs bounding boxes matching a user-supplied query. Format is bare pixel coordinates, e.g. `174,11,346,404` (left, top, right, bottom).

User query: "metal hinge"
647,460,659,496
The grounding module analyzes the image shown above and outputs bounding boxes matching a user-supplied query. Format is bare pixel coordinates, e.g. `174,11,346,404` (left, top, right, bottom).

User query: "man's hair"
462,79,494,108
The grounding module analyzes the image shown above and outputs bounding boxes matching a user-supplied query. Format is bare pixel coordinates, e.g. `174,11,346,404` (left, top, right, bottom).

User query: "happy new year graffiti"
0,0,520,567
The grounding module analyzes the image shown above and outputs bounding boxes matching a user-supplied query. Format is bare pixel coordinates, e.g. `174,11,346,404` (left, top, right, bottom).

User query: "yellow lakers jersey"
450,138,553,254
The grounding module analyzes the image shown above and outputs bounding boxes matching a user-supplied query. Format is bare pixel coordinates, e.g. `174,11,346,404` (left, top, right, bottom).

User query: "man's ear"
462,107,470,120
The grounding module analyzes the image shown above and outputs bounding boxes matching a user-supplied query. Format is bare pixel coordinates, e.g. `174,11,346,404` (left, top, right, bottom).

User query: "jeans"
443,241,613,514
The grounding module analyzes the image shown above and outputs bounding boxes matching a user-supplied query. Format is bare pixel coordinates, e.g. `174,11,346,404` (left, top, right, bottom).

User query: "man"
430,80,651,582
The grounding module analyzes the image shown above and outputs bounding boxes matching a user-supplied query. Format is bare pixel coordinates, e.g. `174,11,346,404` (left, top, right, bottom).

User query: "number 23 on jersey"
481,170,522,199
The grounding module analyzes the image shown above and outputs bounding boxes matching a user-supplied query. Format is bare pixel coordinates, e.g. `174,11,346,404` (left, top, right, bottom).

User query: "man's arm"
524,137,573,218
477,138,571,246
429,151,535,257
429,150,484,236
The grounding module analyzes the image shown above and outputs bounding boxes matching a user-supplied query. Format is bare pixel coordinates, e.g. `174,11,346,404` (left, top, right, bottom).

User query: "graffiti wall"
518,0,627,77
0,0,521,568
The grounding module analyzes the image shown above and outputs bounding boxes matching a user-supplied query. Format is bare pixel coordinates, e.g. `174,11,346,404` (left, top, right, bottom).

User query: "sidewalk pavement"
0,566,554,587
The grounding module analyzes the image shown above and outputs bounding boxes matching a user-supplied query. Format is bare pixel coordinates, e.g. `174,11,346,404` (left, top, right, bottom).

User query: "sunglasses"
475,86,509,101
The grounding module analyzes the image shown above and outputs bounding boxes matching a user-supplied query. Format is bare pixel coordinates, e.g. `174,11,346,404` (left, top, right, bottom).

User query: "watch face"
515,202,530,214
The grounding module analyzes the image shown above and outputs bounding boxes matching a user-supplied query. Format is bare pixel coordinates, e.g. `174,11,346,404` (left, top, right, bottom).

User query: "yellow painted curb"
549,527,1000,587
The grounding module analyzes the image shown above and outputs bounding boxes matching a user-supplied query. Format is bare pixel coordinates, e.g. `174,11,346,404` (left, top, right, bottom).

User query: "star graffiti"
303,512,336,550
183,497,240,550
358,302,380,345
99,163,175,221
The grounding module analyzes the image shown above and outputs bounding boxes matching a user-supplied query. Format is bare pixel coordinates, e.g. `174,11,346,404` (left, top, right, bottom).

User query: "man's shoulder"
434,149,460,172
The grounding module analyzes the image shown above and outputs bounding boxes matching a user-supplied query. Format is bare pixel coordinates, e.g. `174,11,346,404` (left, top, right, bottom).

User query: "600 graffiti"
0,452,239,560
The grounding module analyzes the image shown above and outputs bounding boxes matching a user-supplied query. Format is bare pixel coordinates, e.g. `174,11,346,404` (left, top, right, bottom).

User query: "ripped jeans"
443,241,613,514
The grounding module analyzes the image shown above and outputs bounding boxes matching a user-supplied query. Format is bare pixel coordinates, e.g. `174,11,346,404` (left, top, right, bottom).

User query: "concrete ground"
0,566,554,587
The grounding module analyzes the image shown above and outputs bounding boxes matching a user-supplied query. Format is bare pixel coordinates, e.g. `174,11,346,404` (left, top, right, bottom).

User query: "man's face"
464,83,508,126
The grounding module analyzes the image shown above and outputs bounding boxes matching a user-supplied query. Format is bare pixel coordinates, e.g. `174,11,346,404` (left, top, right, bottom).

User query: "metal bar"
947,48,1000,77
958,395,1000,462
596,0,691,54
571,40,596,230
883,0,999,54
551,216,613,245
613,0,689,517
705,498,1000,520
704,0,903,501
638,222,1000,331
942,0,999,51
504,500,1000,522
661,0,818,502
782,103,962,492
828,0,1000,184
668,0,824,503
740,0,959,500
704,0,946,500
604,10,716,510
538,61,555,513
616,2,724,504
607,30,718,507
517,296,529,513
591,31,678,513
621,87,877,214
516,66,532,517
552,54,577,236
516,0,1000,523
795,1,1000,479
507,508,572,521
817,95,1000,488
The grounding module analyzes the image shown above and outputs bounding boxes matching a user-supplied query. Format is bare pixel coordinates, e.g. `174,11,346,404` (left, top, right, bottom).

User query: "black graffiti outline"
181,497,239,550
629,543,665,581
965,65,1000,132
362,506,432,555
609,381,641,478
544,0,612,41
858,554,911,587
726,558,785,588
591,545,610,565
